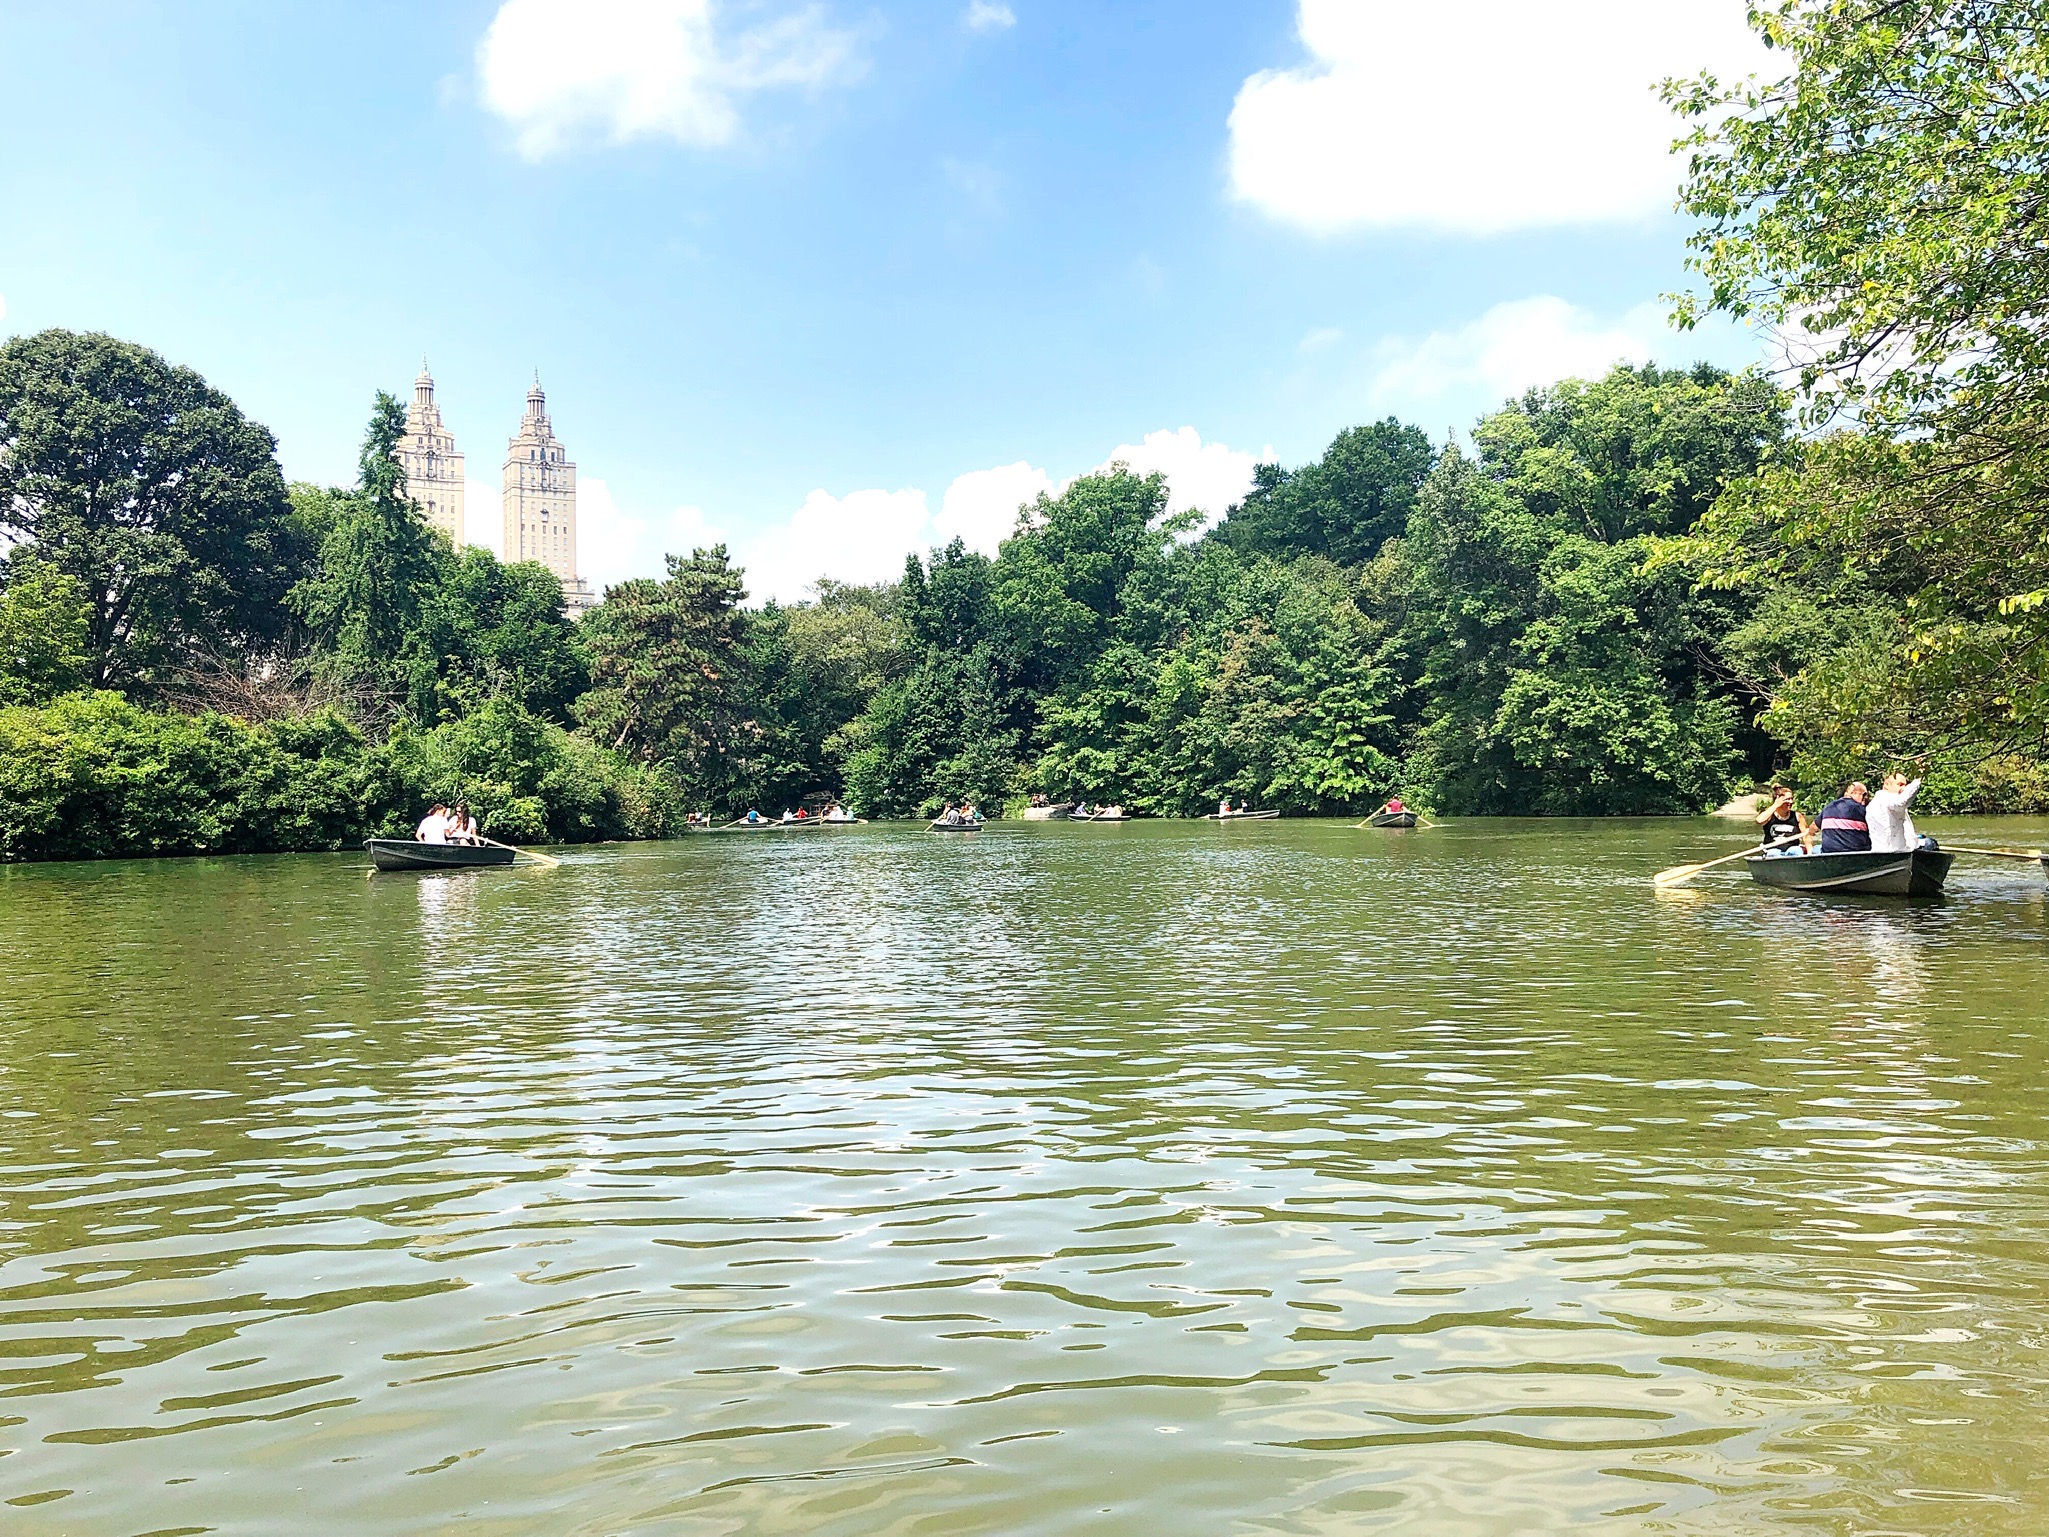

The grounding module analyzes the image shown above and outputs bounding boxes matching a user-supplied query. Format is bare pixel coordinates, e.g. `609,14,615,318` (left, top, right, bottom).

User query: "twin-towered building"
396,362,597,617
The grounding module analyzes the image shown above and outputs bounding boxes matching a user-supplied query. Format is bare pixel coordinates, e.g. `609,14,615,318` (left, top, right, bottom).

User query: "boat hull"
1745,848,1954,897
929,820,984,832
366,838,516,872
1204,811,1280,821
1366,812,1418,828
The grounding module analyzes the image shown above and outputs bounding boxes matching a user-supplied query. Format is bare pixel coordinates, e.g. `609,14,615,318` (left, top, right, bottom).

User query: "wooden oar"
480,834,561,869
1945,845,2047,862
1654,836,1797,888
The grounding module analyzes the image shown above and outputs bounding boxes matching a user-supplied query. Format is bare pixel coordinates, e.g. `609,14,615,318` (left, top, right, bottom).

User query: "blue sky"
0,0,1772,599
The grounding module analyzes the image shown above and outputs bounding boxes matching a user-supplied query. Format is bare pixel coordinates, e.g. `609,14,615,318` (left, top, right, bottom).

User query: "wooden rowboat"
1071,810,1129,822
929,817,985,832
1365,810,1418,828
1203,809,1280,821
366,838,516,872
1745,847,1955,897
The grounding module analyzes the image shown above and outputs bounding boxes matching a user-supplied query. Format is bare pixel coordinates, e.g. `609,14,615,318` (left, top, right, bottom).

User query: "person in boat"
745,809,763,824
415,803,450,844
1867,769,1928,853
1380,796,1407,816
1817,781,1872,853
962,800,979,822
447,803,480,844
1218,797,1232,817
1756,785,1802,851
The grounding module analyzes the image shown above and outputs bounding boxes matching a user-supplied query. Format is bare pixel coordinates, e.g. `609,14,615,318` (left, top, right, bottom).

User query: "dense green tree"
1219,419,1434,564
422,548,587,724
0,329,298,687
0,556,91,707
576,547,750,805
289,394,446,713
1668,1,2049,776
1404,365,1784,814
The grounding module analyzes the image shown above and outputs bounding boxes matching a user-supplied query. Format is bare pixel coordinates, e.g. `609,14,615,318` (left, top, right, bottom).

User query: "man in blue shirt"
1817,782,1872,852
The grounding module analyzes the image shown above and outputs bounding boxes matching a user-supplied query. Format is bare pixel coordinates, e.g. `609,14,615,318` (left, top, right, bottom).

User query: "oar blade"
1652,863,1706,887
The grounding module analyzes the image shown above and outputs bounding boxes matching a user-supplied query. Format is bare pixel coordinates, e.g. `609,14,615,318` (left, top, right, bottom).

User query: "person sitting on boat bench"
447,803,479,845
1867,770,1930,853
1757,784,1802,852
1381,796,1407,816
1817,782,1872,852
414,803,451,843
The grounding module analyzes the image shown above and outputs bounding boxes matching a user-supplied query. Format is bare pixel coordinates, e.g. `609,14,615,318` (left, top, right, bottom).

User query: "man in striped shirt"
1817,782,1872,853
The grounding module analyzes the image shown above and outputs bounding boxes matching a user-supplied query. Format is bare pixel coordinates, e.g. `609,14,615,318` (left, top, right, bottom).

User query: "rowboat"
929,817,984,832
1203,809,1280,821
720,818,826,832
366,838,516,872
1365,810,1417,828
1744,847,1955,897
1071,810,1129,822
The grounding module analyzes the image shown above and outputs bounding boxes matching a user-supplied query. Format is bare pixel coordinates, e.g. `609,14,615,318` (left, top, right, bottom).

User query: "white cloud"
477,0,861,158
571,477,726,593
1092,426,1270,526
1365,296,1669,411
739,486,931,604
1298,326,1342,354
1228,0,1773,235
936,461,1053,550
964,1,1015,31
464,477,503,557
556,430,1262,605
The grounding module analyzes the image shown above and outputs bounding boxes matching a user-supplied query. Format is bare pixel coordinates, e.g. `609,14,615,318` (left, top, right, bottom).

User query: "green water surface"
2,818,2048,1535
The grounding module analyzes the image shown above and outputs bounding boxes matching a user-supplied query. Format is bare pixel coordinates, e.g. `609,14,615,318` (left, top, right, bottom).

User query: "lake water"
3,818,2049,1536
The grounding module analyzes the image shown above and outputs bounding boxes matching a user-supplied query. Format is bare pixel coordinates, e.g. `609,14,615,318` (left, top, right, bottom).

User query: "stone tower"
501,374,595,616
396,360,465,547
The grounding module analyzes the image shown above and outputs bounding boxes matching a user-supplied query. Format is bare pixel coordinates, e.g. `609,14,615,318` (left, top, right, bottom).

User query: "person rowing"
1757,784,1802,852
1379,796,1406,817
414,803,451,844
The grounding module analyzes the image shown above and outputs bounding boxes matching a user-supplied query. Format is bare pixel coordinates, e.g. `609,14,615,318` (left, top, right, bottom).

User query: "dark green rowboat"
366,838,516,872
1744,847,1954,897
1366,810,1418,828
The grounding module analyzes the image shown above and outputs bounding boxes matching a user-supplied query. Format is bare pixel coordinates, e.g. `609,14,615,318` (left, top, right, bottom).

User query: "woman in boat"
415,803,450,844
1756,785,1801,850
448,803,480,845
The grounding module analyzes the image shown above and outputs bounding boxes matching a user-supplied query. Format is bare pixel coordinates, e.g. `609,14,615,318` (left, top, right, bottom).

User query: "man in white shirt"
1866,772,1922,852
414,803,450,844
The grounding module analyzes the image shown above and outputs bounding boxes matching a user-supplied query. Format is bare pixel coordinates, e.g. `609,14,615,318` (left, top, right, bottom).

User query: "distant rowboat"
1071,809,1129,822
1203,809,1280,821
366,838,516,872
929,817,985,832
1745,847,1954,897
1365,810,1418,828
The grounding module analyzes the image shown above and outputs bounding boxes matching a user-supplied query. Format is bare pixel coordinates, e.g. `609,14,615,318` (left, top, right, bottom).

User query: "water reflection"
1,820,2047,1535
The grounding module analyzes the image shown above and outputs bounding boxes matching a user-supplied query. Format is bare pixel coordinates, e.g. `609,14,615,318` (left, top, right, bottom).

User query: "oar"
1945,845,2047,862
480,834,561,869
1654,836,1797,888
